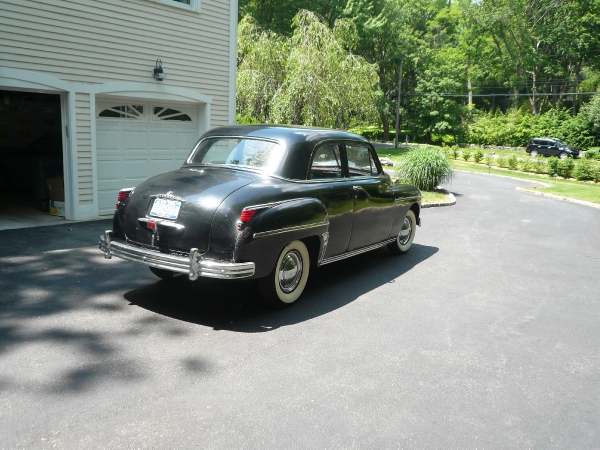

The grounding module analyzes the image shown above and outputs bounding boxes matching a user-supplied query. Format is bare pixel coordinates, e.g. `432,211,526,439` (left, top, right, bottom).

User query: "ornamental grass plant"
397,147,454,191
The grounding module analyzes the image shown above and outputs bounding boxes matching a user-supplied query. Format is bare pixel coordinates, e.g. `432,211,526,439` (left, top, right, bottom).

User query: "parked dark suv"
526,138,580,159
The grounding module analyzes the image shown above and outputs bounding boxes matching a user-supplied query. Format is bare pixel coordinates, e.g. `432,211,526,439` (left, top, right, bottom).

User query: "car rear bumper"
98,230,255,280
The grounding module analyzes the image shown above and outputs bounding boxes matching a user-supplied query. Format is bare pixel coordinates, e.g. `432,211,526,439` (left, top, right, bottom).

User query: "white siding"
75,92,93,205
0,0,232,124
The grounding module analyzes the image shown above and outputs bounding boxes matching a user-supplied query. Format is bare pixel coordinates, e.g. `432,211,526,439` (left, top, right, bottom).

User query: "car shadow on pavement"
123,243,438,333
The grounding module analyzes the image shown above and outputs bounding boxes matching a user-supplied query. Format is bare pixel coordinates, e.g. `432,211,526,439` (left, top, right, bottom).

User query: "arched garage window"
153,106,192,122
98,105,144,119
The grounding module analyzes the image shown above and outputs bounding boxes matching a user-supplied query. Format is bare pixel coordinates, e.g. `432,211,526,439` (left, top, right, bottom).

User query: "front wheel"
258,240,310,308
559,152,568,160
388,210,417,255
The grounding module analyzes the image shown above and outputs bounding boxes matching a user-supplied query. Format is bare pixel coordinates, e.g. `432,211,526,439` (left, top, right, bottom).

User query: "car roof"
198,124,371,179
202,124,367,143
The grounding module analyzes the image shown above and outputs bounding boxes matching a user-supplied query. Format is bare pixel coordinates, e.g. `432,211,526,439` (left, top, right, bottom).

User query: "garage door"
96,101,199,215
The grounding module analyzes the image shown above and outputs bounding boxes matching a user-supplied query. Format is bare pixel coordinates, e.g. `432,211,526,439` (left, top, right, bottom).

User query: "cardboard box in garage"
49,200,65,217
46,176,64,202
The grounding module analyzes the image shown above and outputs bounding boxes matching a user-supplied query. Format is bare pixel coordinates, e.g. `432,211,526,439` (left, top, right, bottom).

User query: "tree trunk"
468,77,473,112
382,114,390,141
528,68,538,115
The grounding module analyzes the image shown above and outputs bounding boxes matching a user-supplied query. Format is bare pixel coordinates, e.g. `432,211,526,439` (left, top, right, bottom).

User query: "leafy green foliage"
534,159,548,174
348,125,396,141
473,149,484,163
468,108,598,149
547,157,560,176
573,159,600,181
397,148,454,191
451,146,460,160
508,156,518,170
556,159,575,179
585,148,600,160
462,150,472,162
520,159,534,173
483,155,493,166
237,11,380,128
497,156,508,168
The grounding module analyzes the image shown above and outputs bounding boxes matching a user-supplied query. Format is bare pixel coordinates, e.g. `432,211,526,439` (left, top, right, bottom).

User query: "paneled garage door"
96,101,199,215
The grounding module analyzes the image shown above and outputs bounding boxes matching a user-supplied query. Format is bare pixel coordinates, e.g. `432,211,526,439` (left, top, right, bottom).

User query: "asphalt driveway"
1,171,599,448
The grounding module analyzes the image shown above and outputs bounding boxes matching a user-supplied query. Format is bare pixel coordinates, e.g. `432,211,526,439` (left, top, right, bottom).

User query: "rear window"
187,137,285,174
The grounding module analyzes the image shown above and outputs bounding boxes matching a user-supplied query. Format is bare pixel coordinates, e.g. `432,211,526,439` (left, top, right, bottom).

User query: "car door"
542,140,557,156
306,143,355,258
344,142,394,251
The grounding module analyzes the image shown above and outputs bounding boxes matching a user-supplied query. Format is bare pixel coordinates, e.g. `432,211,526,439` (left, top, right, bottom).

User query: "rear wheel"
258,240,310,308
388,210,416,255
149,266,178,280
530,150,538,157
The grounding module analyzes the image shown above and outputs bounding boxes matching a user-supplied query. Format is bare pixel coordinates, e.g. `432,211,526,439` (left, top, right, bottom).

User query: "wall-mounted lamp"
153,59,166,81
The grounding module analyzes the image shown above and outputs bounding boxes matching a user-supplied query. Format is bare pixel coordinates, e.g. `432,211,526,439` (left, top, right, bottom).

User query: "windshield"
187,137,285,174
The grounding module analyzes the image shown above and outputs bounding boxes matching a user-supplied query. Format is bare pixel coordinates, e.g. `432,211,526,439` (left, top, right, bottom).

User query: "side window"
346,143,380,177
309,144,342,179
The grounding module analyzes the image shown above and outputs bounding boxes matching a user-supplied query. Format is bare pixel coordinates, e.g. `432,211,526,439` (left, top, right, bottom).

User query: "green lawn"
376,146,600,205
422,190,450,204
452,160,600,204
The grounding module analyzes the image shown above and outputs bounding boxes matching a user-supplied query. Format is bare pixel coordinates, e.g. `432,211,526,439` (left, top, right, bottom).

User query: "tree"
237,11,381,128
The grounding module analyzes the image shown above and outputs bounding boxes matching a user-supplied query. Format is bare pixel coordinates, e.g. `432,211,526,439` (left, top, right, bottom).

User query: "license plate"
149,198,182,220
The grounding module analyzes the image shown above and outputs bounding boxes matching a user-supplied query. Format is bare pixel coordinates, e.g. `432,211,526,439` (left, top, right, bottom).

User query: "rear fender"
235,198,329,278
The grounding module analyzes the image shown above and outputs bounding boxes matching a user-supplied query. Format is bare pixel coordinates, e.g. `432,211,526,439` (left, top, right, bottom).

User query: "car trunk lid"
123,167,255,254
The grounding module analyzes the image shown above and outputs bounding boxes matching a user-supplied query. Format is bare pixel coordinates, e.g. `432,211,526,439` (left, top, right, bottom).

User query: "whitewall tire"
388,210,417,255
258,240,310,308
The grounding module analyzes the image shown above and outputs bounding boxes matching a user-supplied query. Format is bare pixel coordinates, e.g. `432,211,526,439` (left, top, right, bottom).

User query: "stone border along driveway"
456,170,600,210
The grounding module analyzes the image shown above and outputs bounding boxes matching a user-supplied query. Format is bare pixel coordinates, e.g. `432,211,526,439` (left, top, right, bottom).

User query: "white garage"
96,99,201,215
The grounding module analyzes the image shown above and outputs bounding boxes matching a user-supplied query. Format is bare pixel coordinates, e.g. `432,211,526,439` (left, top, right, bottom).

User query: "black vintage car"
99,125,422,307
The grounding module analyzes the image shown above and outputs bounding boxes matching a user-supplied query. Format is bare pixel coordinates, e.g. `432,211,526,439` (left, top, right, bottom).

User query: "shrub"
520,159,534,173
547,157,560,175
236,113,260,124
348,126,396,142
573,159,598,181
585,148,600,160
397,148,454,191
534,159,548,174
451,146,460,160
483,155,493,166
497,156,508,168
557,158,575,179
462,150,472,162
473,149,484,164
508,155,518,170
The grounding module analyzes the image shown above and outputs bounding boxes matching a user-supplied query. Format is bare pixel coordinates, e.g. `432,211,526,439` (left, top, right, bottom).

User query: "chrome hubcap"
398,216,413,246
278,250,303,293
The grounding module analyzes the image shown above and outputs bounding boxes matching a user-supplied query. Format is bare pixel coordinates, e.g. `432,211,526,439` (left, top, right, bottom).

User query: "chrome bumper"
98,231,255,280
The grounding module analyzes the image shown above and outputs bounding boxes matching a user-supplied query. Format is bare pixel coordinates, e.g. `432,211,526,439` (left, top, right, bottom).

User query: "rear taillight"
116,188,134,207
238,208,257,229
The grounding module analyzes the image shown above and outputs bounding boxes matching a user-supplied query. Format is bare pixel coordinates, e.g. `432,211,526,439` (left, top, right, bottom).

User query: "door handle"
352,185,362,191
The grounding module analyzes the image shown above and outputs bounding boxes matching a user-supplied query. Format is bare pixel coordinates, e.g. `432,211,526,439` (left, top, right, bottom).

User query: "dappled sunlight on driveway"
0,220,437,397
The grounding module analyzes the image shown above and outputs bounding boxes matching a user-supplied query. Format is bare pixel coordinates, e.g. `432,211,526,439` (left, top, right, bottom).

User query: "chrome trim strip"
244,197,316,212
99,232,255,280
318,232,329,262
394,195,421,203
252,220,329,239
318,238,396,266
